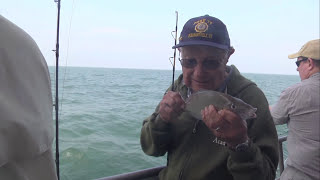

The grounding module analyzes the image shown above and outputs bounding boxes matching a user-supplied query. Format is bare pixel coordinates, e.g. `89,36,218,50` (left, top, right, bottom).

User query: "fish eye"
231,104,236,109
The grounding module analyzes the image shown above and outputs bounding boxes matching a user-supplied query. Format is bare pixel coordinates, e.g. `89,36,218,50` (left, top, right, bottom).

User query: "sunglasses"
179,58,221,70
295,57,308,67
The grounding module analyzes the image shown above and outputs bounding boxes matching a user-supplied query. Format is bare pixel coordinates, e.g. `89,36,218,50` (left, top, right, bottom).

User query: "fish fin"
179,92,186,102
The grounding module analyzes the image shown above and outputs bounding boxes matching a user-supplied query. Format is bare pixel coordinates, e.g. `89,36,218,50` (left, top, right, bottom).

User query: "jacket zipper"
179,120,200,180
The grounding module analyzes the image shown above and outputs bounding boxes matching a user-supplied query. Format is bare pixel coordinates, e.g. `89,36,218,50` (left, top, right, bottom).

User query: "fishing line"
59,0,76,118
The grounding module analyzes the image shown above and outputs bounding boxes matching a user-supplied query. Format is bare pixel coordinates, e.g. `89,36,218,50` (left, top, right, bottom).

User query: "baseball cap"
172,15,230,50
288,39,320,60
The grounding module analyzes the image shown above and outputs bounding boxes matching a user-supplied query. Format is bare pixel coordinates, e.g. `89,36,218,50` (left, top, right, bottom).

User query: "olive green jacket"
140,65,279,180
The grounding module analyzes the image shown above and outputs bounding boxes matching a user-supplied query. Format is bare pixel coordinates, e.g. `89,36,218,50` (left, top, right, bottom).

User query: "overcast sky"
1,0,319,75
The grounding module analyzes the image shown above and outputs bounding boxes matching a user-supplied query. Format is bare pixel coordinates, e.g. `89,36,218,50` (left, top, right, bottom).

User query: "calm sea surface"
49,67,300,180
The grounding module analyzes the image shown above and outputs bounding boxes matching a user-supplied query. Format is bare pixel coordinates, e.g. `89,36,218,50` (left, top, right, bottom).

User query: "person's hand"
159,91,185,123
201,105,248,147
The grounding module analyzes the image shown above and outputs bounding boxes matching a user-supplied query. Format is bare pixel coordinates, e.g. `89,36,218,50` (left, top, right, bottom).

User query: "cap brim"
172,41,229,50
288,52,300,59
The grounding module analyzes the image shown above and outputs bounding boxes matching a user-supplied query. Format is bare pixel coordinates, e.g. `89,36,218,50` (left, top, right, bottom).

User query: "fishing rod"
54,0,61,179
170,11,178,91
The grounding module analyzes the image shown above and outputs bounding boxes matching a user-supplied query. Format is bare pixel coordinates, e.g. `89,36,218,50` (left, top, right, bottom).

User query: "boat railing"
275,135,288,180
97,135,288,180
97,166,165,180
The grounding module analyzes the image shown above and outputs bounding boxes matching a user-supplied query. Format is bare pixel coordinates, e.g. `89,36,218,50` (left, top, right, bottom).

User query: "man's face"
180,45,230,92
296,57,310,80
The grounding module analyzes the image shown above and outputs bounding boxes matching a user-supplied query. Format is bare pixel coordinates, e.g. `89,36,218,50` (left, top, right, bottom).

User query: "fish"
184,90,257,120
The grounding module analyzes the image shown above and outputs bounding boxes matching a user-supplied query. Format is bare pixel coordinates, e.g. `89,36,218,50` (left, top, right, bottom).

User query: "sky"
1,0,319,75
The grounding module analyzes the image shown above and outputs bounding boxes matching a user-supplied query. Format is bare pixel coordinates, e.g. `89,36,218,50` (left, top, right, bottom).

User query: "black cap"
172,15,230,50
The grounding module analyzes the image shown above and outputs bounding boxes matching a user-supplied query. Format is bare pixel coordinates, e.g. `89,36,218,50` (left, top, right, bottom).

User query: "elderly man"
0,15,57,180
140,15,278,180
271,39,320,180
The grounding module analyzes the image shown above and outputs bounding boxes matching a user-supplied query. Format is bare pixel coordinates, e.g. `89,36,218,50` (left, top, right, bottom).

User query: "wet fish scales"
185,90,257,120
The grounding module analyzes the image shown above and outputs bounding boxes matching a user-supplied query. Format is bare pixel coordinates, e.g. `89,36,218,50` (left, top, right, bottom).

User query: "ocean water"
49,67,300,180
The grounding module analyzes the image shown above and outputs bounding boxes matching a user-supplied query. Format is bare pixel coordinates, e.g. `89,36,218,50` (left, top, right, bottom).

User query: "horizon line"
47,65,299,76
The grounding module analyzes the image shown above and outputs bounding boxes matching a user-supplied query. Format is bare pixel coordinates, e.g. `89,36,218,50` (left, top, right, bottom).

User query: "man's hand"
202,105,248,147
159,91,185,123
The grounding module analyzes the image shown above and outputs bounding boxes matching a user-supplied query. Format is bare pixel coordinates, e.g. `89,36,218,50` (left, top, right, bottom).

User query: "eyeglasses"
295,57,308,67
179,58,221,70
